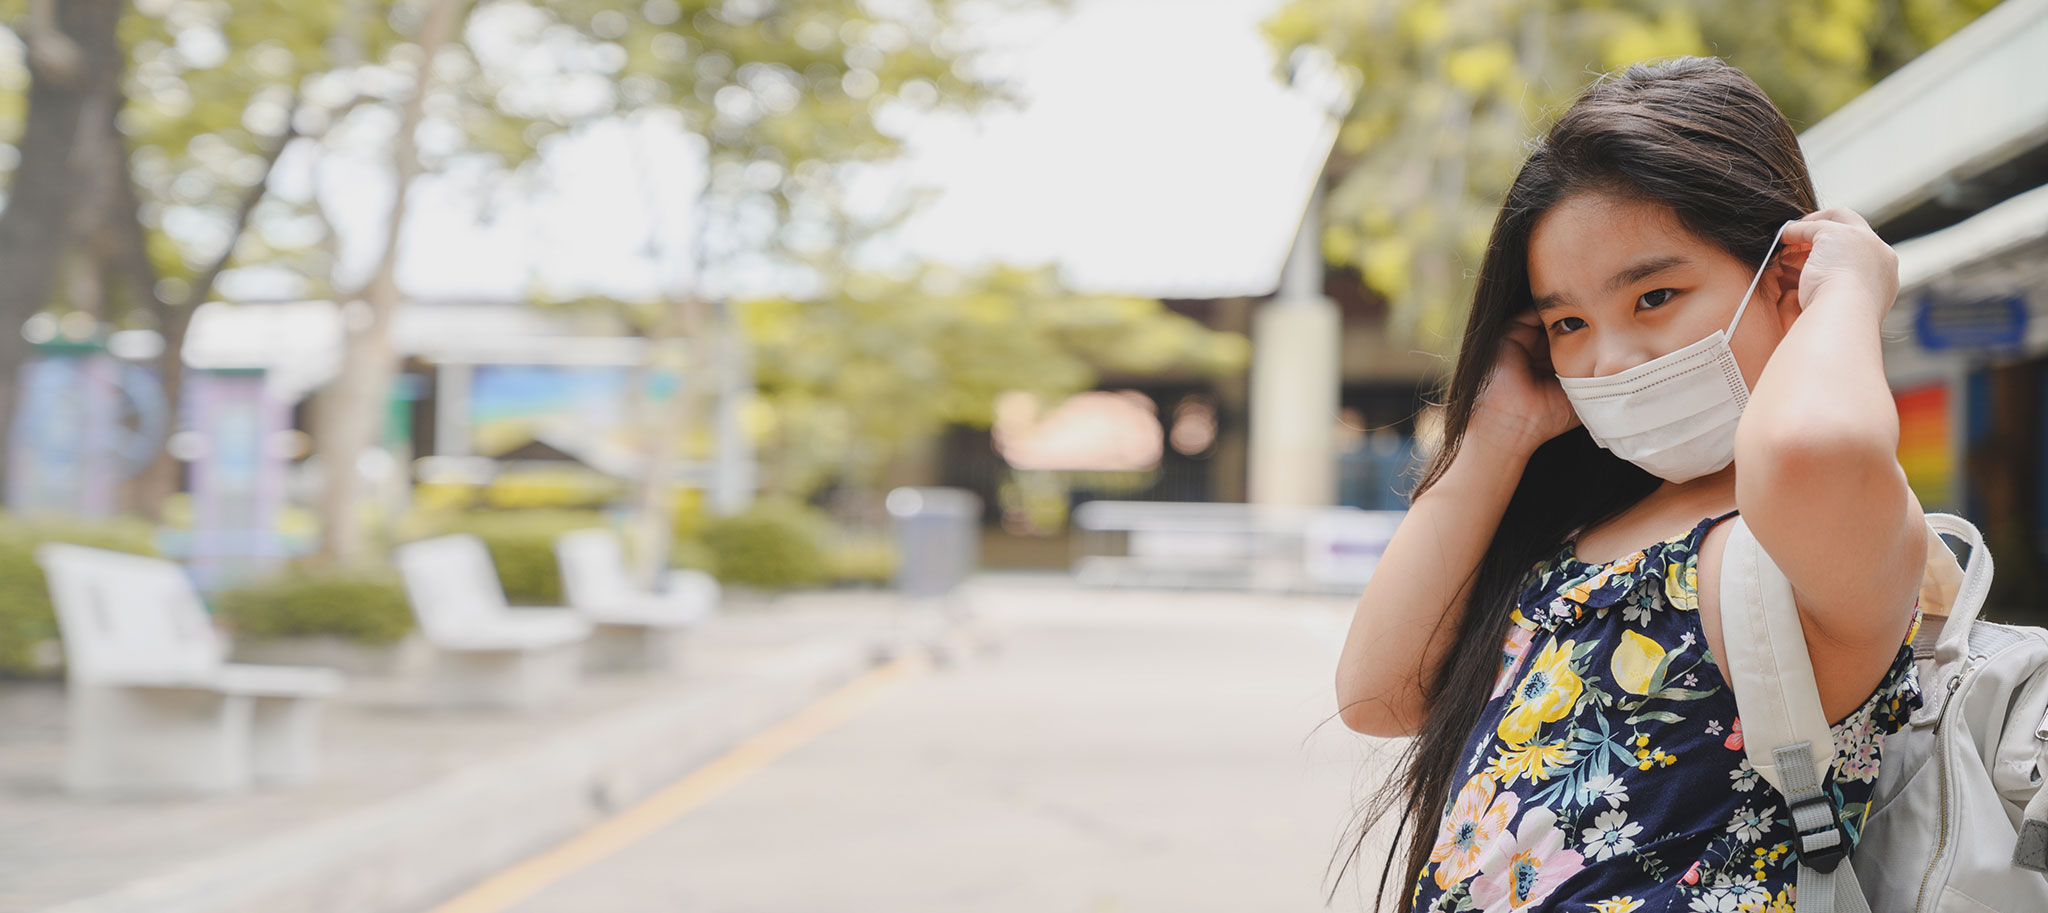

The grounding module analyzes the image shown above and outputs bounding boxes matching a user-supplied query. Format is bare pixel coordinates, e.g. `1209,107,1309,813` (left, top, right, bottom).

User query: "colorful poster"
185,369,287,591
1894,382,1953,511
468,363,679,466
7,346,165,516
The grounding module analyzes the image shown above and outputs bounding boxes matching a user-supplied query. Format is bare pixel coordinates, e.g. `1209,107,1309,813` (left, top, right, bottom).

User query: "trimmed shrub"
0,514,160,678
698,499,831,589
407,509,607,605
213,565,414,645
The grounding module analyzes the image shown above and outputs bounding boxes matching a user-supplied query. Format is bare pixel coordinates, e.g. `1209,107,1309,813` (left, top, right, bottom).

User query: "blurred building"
181,298,756,516
1801,0,2048,615
925,0,2048,585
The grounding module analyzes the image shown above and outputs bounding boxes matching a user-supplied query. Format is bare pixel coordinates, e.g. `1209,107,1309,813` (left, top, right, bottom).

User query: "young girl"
1333,57,1926,913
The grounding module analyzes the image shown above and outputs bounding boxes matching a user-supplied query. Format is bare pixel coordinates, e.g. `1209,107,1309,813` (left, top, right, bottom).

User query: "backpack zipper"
1913,667,1968,913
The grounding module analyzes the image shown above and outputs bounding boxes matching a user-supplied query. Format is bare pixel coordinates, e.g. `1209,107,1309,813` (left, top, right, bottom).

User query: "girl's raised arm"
1729,208,1926,722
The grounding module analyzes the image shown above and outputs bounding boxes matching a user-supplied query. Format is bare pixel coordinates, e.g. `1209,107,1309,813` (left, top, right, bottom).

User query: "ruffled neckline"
1554,514,1717,572
1511,511,1737,634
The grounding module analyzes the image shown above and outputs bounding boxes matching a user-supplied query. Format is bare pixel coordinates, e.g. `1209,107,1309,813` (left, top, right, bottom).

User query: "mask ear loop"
1726,221,1792,337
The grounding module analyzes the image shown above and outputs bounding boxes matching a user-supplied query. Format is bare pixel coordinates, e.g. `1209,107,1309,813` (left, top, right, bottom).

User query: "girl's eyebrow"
1532,254,1693,314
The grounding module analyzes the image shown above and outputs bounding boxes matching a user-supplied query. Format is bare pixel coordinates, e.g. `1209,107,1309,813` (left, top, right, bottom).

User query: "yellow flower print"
1485,738,1576,786
1764,886,1796,913
1611,629,1668,695
1497,639,1583,745
1563,552,1646,602
1591,898,1645,913
1664,556,1699,612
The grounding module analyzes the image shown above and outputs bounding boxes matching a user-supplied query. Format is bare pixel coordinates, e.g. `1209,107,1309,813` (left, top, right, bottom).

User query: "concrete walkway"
0,577,1408,913
0,590,914,913
438,578,1406,913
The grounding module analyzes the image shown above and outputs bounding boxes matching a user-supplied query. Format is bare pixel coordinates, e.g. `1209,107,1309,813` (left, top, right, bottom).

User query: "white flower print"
1579,773,1629,810
1686,874,1769,913
1579,809,1643,861
1705,719,1723,736
1682,673,1698,686
1717,874,1771,907
1686,889,1744,913
1725,804,1771,844
1729,758,1761,793
1678,630,1696,650
1622,597,1653,625
1831,707,1885,783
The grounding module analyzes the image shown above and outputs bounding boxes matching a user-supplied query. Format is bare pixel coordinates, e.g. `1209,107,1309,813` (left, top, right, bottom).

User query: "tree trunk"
0,0,128,496
624,293,709,587
312,0,471,563
130,105,302,518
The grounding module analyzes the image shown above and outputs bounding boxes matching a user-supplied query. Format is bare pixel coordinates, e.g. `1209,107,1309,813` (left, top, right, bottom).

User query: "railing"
1069,501,1405,594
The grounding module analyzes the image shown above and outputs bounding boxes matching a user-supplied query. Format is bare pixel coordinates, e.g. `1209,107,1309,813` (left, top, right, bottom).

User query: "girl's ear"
1764,259,1802,331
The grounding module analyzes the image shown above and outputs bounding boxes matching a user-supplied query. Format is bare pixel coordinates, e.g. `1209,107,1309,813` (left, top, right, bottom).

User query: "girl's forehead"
1527,196,1711,294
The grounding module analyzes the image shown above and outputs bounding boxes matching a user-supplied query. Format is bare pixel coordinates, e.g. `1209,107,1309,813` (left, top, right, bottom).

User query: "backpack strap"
1924,512,1994,668
2019,782,2048,871
1720,513,1998,909
1719,516,1868,913
1718,517,1837,797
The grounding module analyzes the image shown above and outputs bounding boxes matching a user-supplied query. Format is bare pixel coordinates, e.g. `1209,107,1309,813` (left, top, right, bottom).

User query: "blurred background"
0,0,2043,910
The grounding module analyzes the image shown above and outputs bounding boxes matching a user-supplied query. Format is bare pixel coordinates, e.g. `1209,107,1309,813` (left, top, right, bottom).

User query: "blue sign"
1916,293,2027,351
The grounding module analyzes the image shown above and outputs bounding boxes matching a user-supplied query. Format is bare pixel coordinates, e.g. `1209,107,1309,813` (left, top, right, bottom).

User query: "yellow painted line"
427,647,934,913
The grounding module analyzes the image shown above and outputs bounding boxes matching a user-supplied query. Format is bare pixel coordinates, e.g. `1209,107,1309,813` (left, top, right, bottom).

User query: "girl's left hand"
1776,207,1901,318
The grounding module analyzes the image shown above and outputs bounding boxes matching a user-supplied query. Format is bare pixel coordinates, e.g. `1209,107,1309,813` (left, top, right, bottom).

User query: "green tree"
0,0,1063,563
1261,0,2006,352
738,260,1251,498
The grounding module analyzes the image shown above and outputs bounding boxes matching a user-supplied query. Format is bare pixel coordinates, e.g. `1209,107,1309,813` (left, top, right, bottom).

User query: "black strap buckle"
1789,794,1849,873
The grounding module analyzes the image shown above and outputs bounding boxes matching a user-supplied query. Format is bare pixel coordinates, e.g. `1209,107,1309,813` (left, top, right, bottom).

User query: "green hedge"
213,565,415,646
405,509,608,605
698,499,832,589
0,514,160,678
407,501,860,597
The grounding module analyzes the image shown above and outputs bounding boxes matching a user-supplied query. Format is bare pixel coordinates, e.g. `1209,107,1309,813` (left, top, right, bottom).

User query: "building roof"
1799,0,2048,233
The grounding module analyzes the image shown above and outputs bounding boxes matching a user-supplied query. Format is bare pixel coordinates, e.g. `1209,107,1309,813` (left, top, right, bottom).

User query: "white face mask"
1554,221,1789,483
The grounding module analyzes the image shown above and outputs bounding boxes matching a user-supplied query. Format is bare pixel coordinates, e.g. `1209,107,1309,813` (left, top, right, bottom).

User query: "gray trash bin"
885,486,982,600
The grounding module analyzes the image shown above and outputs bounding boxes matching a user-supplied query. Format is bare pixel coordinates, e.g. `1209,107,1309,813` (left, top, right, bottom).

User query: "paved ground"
0,577,1410,913
0,591,909,913
459,578,1404,913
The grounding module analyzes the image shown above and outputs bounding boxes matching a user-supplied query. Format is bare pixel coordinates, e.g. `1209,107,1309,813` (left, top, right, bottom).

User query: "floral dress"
1410,509,1924,913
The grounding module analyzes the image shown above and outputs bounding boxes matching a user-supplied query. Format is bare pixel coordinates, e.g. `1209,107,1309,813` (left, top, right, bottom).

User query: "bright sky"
221,0,1339,305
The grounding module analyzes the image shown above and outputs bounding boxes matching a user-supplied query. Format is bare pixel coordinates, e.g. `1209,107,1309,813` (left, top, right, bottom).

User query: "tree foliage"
1261,0,2006,352
740,261,1250,496
0,0,1261,524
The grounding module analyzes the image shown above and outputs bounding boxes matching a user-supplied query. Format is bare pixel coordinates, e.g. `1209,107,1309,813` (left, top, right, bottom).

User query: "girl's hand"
1777,208,1901,319
1471,307,1581,454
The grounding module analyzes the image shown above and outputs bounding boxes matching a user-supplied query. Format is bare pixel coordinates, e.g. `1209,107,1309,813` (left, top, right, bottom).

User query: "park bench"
394,534,592,710
553,527,718,672
35,543,344,797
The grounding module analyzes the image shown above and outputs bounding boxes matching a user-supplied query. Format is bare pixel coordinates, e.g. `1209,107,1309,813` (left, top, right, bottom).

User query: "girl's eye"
1638,288,1677,309
1548,316,1585,335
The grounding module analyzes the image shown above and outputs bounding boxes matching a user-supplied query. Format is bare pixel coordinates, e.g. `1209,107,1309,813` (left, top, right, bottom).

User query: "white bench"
554,527,719,673
35,543,344,797
395,534,591,710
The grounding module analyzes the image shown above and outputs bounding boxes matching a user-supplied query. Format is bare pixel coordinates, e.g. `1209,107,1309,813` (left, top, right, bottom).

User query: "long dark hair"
1325,56,1820,911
